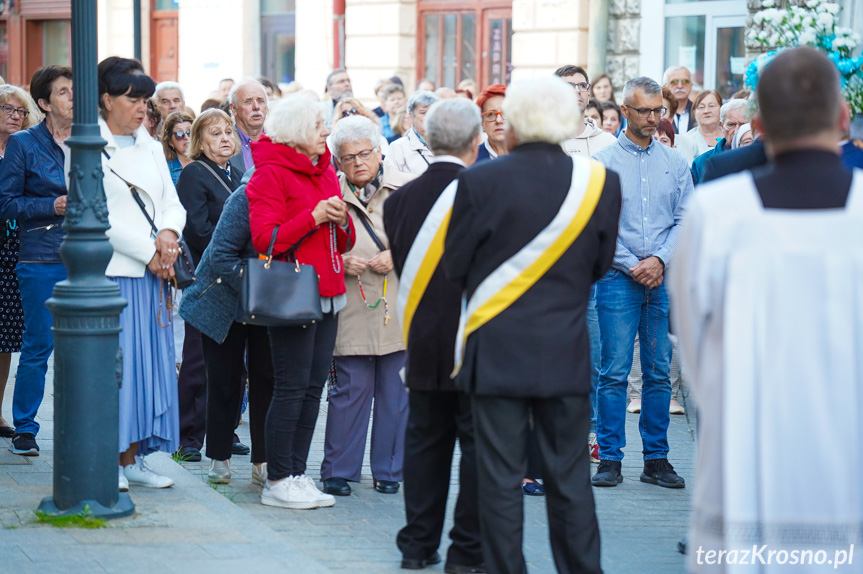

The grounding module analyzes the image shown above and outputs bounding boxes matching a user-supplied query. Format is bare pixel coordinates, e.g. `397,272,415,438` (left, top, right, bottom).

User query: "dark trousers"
266,313,338,481
397,391,483,567
472,394,601,574
321,352,408,482
178,322,207,449
201,322,274,463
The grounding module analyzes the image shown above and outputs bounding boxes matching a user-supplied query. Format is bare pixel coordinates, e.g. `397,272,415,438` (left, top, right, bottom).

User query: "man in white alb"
670,47,863,573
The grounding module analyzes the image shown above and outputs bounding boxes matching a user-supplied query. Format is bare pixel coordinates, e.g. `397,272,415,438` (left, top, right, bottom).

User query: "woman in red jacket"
246,95,355,510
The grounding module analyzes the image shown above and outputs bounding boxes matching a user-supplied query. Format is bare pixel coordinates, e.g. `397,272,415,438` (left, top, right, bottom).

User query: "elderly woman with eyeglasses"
0,85,40,438
246,95,355,510
383,90,440,179
161,110,195,185
675,89,724,164
318,115,412,498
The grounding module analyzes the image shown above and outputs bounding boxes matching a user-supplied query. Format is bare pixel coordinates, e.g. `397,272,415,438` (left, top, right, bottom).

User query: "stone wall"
606,0,641,94
511,0,590,80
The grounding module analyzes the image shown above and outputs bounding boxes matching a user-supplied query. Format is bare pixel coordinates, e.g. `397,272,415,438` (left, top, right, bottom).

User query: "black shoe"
640,458,685,488
322,477,351,496
401,551,441,570
231,441,250,455
678,539,687,555
591,460,622,487
174,446,202,462
445,563,486,573
374,479,400,494
9,433,39,456
0,425,14,438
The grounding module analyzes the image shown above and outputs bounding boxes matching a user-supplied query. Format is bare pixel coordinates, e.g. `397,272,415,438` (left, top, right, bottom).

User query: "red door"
150,8,178,82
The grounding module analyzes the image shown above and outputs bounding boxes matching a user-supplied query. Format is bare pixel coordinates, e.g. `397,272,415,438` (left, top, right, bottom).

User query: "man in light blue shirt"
590,76,693,489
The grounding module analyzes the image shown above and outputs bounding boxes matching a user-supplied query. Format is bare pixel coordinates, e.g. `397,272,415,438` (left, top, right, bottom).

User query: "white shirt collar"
433,155,467,168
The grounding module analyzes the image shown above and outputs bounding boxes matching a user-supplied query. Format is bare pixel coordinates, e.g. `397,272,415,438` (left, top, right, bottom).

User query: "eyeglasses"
341,148,376,166
669,79,691,86
0,104,30,118
569,82,591,93
625,106,667,119
342,108,359,118
172,129,191,140
482,110,504,123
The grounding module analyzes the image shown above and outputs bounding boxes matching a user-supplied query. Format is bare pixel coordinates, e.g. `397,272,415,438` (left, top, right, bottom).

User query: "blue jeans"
595,269,672,461
11,262,66,436
587,285,600,434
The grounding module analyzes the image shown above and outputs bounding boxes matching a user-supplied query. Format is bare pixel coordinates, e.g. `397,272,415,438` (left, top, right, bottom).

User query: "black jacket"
384,161,463,392
700,141,767,183
442,142,621,398
176,156,245,264
0,121,67,262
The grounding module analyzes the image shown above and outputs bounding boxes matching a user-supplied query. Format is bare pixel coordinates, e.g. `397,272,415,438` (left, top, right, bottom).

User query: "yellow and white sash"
451,156,606,377
396,179,459,345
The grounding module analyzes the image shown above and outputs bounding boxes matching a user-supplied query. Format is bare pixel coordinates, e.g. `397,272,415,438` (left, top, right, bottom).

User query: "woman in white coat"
97,57,187,491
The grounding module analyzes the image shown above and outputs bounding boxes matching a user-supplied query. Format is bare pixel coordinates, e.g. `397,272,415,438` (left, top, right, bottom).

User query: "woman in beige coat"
320,116,412,497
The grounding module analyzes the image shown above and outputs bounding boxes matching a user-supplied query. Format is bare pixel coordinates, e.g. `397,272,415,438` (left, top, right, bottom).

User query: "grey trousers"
627,335,682,400
321,351,409,482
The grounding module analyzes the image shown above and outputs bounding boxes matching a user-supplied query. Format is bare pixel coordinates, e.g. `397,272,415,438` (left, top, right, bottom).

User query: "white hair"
229,77,267,107
328,115,381,159
264,94,327,147
719,98,750,124
732,123,753,149
662,66,691,86
407,90,440,115
503,76,581,145
154,81,184,100
425,98,482,156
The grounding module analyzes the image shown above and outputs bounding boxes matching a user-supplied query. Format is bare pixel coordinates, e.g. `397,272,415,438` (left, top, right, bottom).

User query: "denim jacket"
0,122,67,262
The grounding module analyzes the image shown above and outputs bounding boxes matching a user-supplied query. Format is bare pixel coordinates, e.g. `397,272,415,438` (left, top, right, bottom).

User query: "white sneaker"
119,466,129,492
261,476,319,510
295,474,335,508
251,463,267,487
123,456,175,488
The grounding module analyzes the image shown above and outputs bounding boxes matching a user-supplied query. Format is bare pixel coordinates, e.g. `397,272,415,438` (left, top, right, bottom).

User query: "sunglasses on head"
173,129,191,140
342,108,359,118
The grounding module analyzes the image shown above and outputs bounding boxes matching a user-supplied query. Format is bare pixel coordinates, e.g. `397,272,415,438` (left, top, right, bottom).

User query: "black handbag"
102,150,196,289
237,226,323,327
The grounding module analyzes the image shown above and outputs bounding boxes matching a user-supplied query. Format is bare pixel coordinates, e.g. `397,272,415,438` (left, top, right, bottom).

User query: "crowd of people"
1,43,862,573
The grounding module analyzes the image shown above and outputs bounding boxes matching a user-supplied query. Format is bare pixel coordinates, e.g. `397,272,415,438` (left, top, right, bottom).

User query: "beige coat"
333,167,413,356
382,128,434,179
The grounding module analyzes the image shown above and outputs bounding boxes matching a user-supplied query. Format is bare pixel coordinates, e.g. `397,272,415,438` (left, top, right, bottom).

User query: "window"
418,1,511,91
42,20,71,67
664,15,706,88
261,0,296,84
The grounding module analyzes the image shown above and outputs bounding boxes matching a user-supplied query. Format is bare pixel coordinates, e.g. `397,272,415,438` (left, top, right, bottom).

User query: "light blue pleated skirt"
113,272,180,456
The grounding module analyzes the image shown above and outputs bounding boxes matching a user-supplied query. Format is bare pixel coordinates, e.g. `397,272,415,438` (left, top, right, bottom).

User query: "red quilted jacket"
246,135,354,297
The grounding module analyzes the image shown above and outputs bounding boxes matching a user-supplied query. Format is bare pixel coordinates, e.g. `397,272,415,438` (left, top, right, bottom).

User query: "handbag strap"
352,205,386,252
194,159,235,196
102,149,159,236
266,225,318,261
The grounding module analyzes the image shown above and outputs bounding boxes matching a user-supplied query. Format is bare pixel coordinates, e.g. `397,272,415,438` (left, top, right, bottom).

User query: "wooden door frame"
149,0,178,82
480,8,511,87
416,0,511,90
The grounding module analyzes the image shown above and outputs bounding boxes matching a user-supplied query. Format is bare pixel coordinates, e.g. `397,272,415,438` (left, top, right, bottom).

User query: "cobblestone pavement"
1,354,694,574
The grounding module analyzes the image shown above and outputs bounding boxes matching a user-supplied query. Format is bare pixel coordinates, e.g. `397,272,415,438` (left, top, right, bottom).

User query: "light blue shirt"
591,132,693,274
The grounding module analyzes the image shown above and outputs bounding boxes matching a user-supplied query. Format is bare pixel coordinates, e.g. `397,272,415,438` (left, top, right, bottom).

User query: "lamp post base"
38,493,135,520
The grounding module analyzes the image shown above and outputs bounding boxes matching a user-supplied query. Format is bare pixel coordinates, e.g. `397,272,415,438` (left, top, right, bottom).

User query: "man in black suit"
384,98,485,573
699,139,768,183
442,76,621,574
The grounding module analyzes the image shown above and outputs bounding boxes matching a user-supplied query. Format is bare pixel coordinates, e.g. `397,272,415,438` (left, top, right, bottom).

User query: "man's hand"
368,250,393,275
630,256,664,289
54,196,67,216
343,255,368,276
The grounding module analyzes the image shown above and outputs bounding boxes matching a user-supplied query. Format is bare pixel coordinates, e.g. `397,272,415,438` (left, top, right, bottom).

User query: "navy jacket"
0,122,67,262
700,141,768,183
179,171,256,344
691,137,728,184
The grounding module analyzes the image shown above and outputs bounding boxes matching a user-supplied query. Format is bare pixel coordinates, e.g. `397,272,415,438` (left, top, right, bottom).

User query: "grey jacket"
179,171,256,344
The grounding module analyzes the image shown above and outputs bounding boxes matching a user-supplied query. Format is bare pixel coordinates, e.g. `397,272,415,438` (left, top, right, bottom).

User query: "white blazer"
383,128,433,179
96,119,186,278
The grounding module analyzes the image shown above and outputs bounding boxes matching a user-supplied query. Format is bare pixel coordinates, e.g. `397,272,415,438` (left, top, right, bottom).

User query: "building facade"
1,0,859,108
